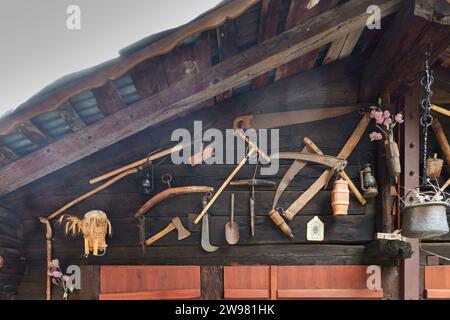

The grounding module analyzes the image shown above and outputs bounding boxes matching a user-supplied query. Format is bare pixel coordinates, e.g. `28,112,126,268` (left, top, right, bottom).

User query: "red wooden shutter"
425,266,450,299
224,266,273,299
99,266,200,300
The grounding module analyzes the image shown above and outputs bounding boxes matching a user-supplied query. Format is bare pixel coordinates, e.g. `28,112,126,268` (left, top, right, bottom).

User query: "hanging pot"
331,179,349,216
401,202,449,239
426,153,444,179
384,135,401,179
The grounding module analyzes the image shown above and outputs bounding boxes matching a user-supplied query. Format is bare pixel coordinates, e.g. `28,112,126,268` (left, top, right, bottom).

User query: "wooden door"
99,266,201,300
425,266,450,299
224,265,383,300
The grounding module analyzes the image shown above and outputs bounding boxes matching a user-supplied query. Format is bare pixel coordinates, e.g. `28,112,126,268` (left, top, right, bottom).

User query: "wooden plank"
99,289,200,300
323,28,364,65
224,266,270,299
0,0,260,135
224,289,270,299
58,102,86,132
414,0,450,25
92,81,126,115
17,121,50,147
78,265,99,300
252,0,283,89
274,0,339,81
425,266,450,299
0,0,401,197
277,289,384,299
201,266,223,300
216,20,238,102
360,0,450,101
0,144,19,168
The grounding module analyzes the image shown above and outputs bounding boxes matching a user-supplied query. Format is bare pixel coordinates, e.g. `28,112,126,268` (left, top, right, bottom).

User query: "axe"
145,217,191,246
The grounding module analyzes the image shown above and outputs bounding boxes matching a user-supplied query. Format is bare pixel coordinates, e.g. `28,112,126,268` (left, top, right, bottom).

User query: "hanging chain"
420,44,434,186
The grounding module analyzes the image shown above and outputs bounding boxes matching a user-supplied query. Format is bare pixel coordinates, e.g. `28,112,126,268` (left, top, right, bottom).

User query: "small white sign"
307,216,324,241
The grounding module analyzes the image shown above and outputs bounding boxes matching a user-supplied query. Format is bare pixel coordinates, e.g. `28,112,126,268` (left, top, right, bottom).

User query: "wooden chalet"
1,0,450,300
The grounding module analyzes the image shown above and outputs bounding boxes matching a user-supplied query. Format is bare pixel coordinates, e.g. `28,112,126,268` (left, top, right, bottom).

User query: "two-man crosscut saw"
269,114,370,239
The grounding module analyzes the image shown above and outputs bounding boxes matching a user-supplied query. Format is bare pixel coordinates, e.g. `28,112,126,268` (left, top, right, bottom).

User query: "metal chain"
420,44,434,186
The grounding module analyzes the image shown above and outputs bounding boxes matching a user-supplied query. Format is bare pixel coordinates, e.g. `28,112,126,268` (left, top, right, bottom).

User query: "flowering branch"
369,98,404,142
48,259,76,300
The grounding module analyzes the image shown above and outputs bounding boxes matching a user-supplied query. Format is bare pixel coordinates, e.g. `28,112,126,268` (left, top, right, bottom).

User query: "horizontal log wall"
0,58,383,300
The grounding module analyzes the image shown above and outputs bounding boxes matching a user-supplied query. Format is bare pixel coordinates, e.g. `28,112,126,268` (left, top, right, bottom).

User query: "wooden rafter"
16,121,50,147
0,144,19,168
130,57,168,98
92,81,126,115
360,0,450,101
0,0,402,197
58,102,86,132
274,0,339,81
216,20,238,102
323,28,364,65
252,0,283,89
0,0,260,135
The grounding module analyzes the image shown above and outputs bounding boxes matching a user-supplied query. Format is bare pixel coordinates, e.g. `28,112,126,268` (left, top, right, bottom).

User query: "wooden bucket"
331,179,349,216
426,154,443,179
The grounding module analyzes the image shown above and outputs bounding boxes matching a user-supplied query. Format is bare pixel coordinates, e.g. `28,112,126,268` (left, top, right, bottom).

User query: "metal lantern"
360,163,379,199
139,163,154,195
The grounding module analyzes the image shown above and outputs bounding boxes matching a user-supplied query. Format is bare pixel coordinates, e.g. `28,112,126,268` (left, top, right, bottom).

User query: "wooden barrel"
331,179,349,216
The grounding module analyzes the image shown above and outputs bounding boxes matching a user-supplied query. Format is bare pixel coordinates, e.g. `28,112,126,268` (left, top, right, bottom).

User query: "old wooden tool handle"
269,210,294,240
145,223,176,246
431,104,450,118
432,119,450,166
250,196,255,236
232,115,254,129
303,137,367,206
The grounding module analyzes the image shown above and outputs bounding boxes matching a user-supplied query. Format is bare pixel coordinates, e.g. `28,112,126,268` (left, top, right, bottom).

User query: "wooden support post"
93,80,126,115
17,121,50,147
402,86,421,300
58,102,86,132
201,266,223,300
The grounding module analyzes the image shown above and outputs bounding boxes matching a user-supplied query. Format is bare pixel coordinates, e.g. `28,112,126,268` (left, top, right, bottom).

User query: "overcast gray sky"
0,0,222,117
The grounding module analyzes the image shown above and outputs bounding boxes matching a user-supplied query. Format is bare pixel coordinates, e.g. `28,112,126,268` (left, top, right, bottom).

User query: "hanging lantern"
358,153,379,199
426,153,444,179
59,210,112,257
139,159,154,196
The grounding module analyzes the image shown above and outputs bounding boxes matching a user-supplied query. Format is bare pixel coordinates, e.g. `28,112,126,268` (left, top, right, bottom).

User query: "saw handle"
145,223,175,246
269,210,294,240
232,115,254,129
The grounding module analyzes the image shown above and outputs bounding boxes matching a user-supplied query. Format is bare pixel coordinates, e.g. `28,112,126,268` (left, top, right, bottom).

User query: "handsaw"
232,105,360,129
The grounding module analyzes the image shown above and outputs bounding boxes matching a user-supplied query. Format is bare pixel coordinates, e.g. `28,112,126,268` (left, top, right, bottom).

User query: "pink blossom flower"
49,259,59,269
395,113,404,124
369,131,383,141
383,117,392,126
370,110,376,119
383,110,391,118
374,111,384,124
52,271,62,278
63,275,71,283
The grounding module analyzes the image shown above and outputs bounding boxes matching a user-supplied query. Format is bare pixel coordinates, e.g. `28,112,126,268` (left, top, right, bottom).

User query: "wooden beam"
360,0,450,101
323,28,364,65
0,144,19,168
274,0,339,81
414,0,450,25
130,57,169,98
92,80,126,115
402,85,421,300
0,0,401,197
16,121,50,147
58,102,86,132
215,20,238,102
252,0,283,89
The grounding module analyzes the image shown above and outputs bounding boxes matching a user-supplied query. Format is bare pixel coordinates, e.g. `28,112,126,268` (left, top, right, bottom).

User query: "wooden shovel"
225,193,239,245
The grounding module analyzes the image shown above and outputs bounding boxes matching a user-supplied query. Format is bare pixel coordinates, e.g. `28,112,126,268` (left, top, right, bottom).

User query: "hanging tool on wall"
225,193,239,245
230,165,276,236
268,152,347,239
134,173,213,252
145,217,191,246
201,192,219,253
269,114,370,239
194,130,270,224
232,105,360,130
